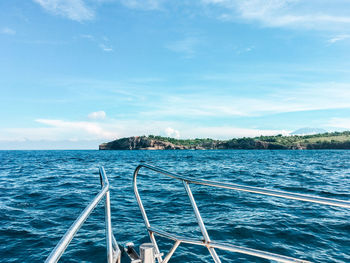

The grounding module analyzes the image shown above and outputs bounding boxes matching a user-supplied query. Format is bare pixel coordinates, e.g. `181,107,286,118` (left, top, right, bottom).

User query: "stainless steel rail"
45,167,121,263
133,164,350,263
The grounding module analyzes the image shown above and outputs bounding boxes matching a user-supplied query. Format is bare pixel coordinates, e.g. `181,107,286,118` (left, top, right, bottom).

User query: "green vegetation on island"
99,131,350,150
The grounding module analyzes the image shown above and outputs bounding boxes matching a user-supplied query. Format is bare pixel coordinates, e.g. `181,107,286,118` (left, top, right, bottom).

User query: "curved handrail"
45,167,120,263
134,164,350,208
133,164,350,263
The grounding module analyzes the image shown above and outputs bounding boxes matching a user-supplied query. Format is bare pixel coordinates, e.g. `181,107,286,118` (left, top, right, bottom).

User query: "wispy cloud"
21,75,350,122
80,34,94,40
327,117,350,129
202,0,350,31
35,119,116,139
328,34,350,43
181,126,290,139
88,110,106,120
0,139,104,150
1,27,16,35
119,0,163,10
79,34,114,52
235,45,255,55
165,37,199,58
99,43,113,52
33,0,94,22
139,81,350,118
39,76,350,121
0,117,289,142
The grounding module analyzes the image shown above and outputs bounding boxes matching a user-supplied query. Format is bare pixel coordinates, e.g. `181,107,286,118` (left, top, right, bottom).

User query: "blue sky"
1,0,350,149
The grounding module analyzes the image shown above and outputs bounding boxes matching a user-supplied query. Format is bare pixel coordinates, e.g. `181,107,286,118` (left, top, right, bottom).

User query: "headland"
99,131,350,150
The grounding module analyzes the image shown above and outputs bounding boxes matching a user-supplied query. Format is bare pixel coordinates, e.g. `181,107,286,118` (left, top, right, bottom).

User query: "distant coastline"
99,131,350,150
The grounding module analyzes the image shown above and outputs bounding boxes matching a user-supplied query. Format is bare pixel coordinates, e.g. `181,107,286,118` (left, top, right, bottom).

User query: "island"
99,131,350,150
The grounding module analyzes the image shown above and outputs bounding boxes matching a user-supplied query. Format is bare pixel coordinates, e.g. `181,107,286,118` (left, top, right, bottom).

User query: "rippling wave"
0,150,349,262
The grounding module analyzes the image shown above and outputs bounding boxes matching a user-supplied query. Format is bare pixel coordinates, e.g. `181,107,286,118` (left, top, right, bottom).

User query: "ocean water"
0,150,349,263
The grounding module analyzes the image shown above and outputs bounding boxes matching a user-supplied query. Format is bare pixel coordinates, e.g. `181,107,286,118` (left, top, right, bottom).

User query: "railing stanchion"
183,181,222,263
105,190,114,263
162,240,180,263
100,167,115,263
133,166,163,263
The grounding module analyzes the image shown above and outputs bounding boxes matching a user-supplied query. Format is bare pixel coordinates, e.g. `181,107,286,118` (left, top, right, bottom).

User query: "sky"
1,0,350,149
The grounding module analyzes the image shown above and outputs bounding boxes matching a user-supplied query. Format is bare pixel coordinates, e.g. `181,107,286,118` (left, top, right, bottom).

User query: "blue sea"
0,150,349,262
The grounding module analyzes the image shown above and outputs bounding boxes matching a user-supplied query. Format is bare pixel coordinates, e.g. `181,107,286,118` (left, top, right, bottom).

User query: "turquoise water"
0,150,349,262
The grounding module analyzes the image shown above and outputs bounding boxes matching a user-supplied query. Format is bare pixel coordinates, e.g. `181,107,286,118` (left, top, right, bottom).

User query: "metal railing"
133,164,350,263
45,167,121,263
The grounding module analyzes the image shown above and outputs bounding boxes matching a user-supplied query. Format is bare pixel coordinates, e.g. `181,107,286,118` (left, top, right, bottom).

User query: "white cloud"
166,37,199,57
138,81,350,118
0,139,104,150
0,117,290,144
140,100,247,118
80,34,94,39
235,45,255,55
33,0,94,22
1,27,16,35
1,77,349,145
99,43,113,52
327,118,350,129
35,119,116,139
80,34,114,52
328,34,350,43
202,0,350,31
181,126,290,139
164,127,180,138
112,120,289,139
88,111,106,120
119,0,163,10
31,0,350,31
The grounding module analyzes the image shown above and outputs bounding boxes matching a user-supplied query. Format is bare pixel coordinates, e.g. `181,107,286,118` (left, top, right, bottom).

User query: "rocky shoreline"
99,132,350,150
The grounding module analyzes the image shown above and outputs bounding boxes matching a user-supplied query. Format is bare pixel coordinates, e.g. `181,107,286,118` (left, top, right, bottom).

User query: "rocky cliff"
99,136,193,150
99,136,297,150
